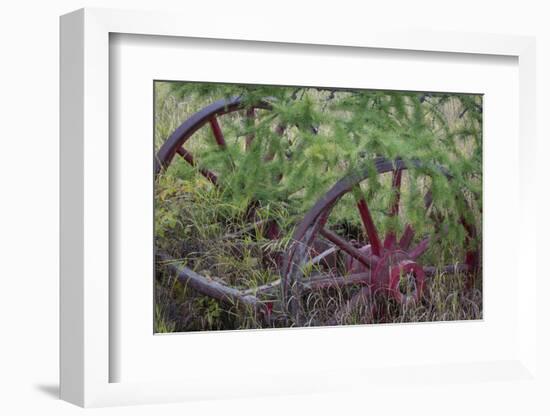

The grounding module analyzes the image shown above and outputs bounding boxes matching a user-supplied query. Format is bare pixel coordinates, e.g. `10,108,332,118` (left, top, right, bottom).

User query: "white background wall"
1,1,548,414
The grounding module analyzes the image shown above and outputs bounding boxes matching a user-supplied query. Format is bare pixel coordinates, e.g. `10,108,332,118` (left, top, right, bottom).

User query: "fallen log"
157,252,262,310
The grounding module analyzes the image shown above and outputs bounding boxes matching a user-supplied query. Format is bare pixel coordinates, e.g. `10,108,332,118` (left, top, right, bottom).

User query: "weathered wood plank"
157,253,261,309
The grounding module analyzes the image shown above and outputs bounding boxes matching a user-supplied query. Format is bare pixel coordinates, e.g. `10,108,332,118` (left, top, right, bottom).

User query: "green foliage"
154,304,176,333
160,81,480,248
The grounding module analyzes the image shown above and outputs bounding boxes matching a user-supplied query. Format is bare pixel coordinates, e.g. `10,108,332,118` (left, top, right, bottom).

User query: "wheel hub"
346,243,426,304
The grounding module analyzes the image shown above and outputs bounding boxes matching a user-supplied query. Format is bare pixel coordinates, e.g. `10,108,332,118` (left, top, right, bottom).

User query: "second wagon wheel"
281,157,480,326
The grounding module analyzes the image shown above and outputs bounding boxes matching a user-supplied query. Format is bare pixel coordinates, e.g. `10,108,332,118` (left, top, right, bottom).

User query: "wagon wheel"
154,96,291,324
155,96,274,180
281,157,480,326
155,96,288,238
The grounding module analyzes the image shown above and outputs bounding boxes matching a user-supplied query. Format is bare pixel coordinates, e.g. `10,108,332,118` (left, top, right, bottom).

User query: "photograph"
153,81,483,332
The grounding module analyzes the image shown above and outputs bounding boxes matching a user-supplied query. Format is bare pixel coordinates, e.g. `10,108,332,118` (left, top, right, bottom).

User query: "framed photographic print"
152,80,483,333
60,7,540,409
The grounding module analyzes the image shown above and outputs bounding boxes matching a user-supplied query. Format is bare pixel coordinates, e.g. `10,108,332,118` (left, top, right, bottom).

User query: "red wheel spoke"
408,236,430,259
176,147,218,184
382,168,403,249
389,168,403,216
304,272,371,291
245,108,255,151
209,116,226,148
356,198,382,257
320,228,377,269
209,116,236,170
383,233,396,249
399,224,415,249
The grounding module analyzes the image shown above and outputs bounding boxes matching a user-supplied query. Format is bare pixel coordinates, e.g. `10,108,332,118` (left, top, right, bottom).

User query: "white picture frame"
60,7,539,408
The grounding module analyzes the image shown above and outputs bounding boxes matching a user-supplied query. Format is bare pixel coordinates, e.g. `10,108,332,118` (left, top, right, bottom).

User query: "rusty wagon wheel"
154,95,290,325
154,95,289,240
154,96,275,181
281,157,480,326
